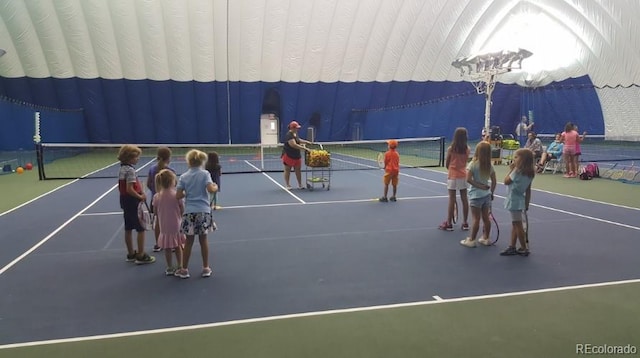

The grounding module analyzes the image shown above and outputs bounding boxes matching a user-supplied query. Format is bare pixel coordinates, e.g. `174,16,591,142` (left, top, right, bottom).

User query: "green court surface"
1,165,639,357
0,168,72,213
2,282,639,358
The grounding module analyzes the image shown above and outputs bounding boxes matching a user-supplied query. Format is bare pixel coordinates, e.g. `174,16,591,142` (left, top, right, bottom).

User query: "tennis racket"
138,200,153,231
489,210,499,245
377,152,385,169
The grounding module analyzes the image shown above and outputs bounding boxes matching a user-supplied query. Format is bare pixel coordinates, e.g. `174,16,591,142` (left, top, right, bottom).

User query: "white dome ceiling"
0,0,639,87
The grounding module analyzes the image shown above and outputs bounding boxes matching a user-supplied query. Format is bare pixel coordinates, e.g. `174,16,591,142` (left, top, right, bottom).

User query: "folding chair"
543,155,564,174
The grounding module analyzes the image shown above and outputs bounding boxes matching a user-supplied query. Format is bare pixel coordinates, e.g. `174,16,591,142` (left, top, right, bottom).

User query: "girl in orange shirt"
439,127,470,231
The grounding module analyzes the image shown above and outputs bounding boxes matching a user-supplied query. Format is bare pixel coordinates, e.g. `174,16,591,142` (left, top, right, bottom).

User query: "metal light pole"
452,49,532,137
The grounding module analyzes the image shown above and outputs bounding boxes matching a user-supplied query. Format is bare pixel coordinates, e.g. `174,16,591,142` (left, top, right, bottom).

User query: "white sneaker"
478,237,491,246
460,238,476,248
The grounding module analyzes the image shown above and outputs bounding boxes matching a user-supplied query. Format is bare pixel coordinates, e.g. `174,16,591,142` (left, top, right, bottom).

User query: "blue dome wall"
0,76,604,150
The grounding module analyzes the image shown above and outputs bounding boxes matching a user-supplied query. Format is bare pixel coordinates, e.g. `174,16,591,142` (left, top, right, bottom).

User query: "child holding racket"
147,147,176,252
439,127,470,231
205,151,222,209
460,141,496,247
152,169,186,276
175,150,218,278
117,145,155,264
500,148,535,256
379,140,400,202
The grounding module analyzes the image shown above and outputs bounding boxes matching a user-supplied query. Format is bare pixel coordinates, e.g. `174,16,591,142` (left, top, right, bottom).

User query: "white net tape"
33,112,41,144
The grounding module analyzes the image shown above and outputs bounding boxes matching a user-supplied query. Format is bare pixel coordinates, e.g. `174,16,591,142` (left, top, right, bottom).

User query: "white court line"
2,277,640,350
81,212,120,216
103,223,124,250
0,184,118,276
399,171,449,186
413,166,640,211
76,215,582,247
1,158,155,218
1,165,639,348
0,180,79,217
187,195,448,209
76,190,640,232
404,168,640,231
79,195,450,216
245,160,305,203
50,167,640,233
533,187,640,211
215,225,440,245
528,202,640,231
0,162,155,275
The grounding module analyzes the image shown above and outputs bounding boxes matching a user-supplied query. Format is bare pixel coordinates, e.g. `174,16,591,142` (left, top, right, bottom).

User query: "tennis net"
537,134,640,163
36,137,445,180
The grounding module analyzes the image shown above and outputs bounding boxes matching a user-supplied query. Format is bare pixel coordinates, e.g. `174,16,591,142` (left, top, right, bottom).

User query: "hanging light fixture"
451,48,531,76
452,48,532,136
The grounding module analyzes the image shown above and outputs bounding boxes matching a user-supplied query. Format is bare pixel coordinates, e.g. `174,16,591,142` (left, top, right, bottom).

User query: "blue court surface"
1,166,639,346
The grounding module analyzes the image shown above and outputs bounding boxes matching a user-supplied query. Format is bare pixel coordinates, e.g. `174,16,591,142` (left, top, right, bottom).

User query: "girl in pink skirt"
152,169,186,276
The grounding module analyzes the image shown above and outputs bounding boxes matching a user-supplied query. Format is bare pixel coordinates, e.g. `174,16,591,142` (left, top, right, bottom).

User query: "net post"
33,111,45,180
35,143,45,180
440,137,446,167
33,111,41,144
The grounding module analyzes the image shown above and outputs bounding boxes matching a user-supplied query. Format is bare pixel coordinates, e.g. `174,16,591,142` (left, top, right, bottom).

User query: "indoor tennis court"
1,157,639,357
2,1,640,357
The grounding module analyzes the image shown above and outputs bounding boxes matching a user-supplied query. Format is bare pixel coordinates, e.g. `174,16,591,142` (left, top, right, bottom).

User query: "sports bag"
579,163,599,180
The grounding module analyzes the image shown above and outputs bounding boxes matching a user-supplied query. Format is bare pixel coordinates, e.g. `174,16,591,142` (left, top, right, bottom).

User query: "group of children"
378,127,535,256
442,127,534,255
530,122,585,177
117,145,221,278
559,122,587,178
441,127,534,255
121,125,537,273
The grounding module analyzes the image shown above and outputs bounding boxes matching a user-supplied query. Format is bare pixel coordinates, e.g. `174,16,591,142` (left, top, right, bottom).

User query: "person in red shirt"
282,121,312,189
379,140,400,202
